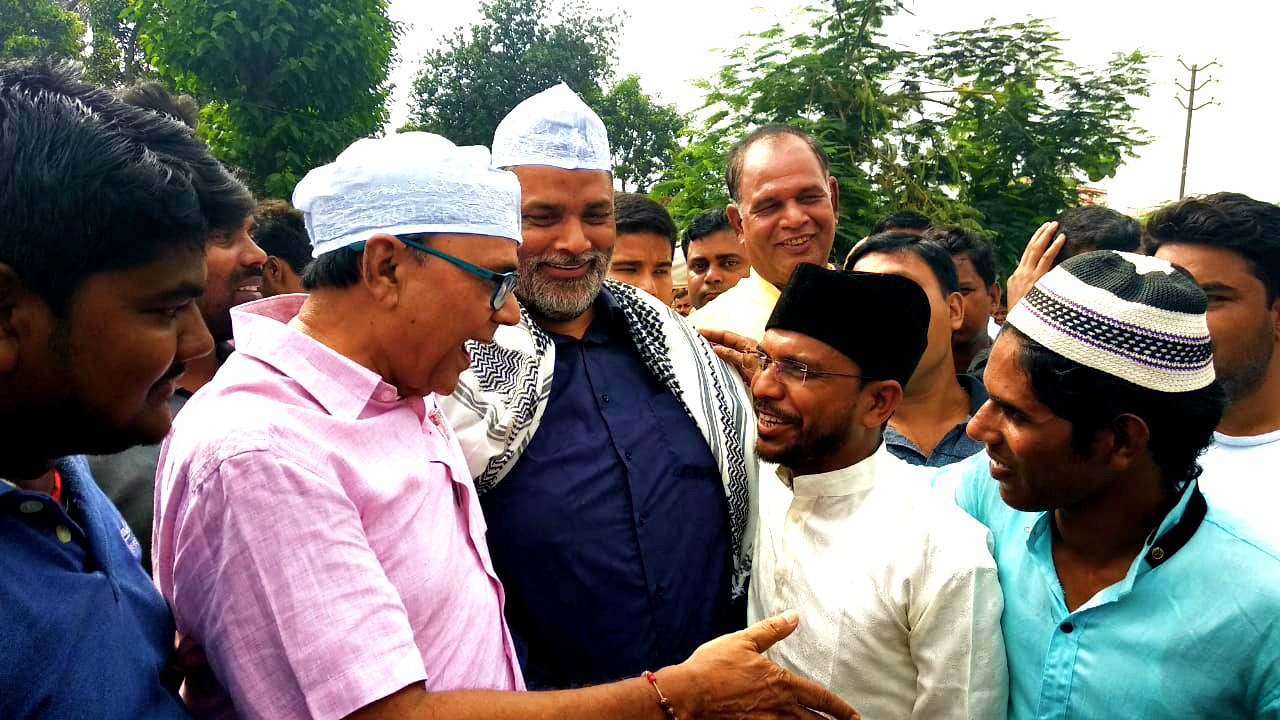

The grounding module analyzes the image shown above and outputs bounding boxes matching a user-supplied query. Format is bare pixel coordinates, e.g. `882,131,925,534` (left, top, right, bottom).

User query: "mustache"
753,400,800,424
234,267,264,284
527,248,611,268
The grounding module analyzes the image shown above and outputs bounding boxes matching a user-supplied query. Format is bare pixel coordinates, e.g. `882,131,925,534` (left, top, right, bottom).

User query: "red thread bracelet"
643,670,678,720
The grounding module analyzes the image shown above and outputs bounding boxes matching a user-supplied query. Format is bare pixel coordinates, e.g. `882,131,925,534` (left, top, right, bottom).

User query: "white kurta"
749,444,1008,720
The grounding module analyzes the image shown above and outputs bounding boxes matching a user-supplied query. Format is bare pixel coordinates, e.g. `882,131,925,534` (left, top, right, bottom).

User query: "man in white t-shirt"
1146,192,1280,545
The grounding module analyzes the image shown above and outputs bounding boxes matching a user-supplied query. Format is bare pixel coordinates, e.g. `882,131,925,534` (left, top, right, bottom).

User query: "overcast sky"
386,0,1278,215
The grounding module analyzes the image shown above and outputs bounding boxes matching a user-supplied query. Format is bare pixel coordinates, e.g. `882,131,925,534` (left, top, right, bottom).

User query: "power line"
1175,57,1220,200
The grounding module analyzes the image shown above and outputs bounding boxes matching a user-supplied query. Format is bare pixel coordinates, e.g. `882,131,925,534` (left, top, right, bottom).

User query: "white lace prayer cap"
293,132,523,258
491,82,611,171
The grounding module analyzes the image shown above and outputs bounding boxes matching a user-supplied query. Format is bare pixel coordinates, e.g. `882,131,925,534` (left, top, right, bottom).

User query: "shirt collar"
1025,479,1209,604
230,294,405,420
747,269,783,302
777,442,890,497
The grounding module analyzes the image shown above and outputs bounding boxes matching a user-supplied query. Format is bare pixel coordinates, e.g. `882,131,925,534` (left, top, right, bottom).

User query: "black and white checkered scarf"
443,280,757,598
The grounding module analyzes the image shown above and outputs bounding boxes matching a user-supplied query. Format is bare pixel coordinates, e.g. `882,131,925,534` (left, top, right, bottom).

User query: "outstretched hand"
699,328,759,385
659,610,859,720
1006,221,1066,309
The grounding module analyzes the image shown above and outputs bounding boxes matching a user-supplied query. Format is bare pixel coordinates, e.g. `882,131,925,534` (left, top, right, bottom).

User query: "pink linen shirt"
153,294,523,720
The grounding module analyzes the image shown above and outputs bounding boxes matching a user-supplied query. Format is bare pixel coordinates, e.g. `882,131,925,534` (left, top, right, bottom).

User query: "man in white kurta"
745,264,1007,720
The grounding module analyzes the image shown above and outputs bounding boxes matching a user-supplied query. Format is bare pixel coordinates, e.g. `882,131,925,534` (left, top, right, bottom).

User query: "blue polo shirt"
935,452,1280,718
482,288,740,688
885,373,987,467
0,455,189,718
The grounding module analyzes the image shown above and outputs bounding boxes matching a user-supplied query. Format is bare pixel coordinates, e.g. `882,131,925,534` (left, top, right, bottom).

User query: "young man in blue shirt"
936,250,1280,718
0,61,252,717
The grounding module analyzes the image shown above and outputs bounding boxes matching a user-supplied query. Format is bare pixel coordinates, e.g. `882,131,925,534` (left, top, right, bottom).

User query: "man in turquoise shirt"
934,250,1280,718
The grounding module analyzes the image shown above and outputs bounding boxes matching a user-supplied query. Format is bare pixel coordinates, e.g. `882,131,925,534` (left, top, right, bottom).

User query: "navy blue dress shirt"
482,289,741,688
0,455,190,719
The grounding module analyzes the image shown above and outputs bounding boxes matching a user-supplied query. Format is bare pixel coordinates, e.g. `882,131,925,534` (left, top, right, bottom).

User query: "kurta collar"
777,442,890,497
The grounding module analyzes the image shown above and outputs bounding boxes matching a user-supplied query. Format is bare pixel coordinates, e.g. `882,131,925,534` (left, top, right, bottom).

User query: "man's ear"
360,235,403,307
0,264,45,375
1099,413,1151,471
1270,295,1280,344
861,379,903,428
988,281,1003,309
947,291,965,332
827,175,840,220
726,203,745,238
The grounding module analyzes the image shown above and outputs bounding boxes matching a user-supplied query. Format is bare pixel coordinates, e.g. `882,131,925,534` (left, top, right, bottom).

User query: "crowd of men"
3,58,1280,720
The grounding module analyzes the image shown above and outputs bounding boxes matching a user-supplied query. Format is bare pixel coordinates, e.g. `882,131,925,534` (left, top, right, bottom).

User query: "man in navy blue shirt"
445,84,758,689
0,61,253,717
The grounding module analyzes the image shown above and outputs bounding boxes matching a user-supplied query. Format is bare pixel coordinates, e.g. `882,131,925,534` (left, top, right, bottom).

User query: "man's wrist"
653,665,700,719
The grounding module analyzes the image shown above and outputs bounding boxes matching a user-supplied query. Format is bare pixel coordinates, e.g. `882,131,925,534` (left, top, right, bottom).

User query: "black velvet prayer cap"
765,263,931,388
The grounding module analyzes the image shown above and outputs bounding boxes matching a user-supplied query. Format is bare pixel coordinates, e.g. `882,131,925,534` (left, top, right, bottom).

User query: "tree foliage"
131,0,399,198
409,0,620,148
73,0,149,86
655,1,1151,274
598,75,684,193
0,0,84,61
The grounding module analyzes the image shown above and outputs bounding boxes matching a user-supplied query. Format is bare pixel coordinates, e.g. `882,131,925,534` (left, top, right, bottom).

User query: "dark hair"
725,125,830,203
872,211,932,235
116,81,254,235
0,61,226,314
1143,193,1280,304
681,207,732,258
301,247,362,290
118,81,201,130
845,232,960,295
923,225,995,286
1006,325,1226,489
253,200,311,274
1053,206,1140,264
301,233,439,291
614,192,677,254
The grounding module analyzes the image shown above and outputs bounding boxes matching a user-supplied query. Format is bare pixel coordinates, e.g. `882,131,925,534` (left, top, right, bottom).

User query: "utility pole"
1175,58,1220,199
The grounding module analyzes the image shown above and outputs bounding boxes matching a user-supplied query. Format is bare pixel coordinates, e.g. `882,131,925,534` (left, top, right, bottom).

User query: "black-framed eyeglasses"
752,349,871,386
394,234,518,311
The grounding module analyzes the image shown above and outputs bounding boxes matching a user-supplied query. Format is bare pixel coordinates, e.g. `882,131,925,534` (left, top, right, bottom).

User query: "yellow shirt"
687,269,781,342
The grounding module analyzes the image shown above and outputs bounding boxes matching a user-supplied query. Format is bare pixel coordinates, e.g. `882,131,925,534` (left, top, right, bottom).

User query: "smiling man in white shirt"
748,264,1007,720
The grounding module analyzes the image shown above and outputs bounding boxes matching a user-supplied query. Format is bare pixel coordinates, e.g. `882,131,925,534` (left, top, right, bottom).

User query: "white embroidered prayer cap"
293,132,522,258
491,82,611,171
1006,250,1215,393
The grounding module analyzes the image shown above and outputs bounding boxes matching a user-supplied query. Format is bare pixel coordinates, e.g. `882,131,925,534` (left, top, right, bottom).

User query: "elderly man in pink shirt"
153,132,856,720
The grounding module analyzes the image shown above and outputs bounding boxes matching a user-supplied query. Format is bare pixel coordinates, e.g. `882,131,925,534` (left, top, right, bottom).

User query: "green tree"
408,0,619,148
657,1,1151,273
0,0,84,61
73,0,149,86
598,75,685,193
910,19,1150,271
130,0,399,198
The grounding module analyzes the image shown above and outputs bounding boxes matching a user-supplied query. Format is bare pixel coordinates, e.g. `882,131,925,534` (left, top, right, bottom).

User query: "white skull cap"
491,82,611,171
293,132,522,258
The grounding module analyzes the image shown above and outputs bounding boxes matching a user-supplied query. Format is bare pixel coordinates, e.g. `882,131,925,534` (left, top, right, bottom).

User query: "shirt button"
624,451,632,462
19,500,42,514
601,393,610,404
638,512,648,527
55,525,72,544
1060,622,1075,634
655,584,665,599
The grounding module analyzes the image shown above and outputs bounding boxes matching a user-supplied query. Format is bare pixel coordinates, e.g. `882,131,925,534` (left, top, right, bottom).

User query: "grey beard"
516,248,612,322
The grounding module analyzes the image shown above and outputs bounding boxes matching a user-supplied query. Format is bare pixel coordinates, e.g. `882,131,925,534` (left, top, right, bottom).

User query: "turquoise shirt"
934,452,1280,719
